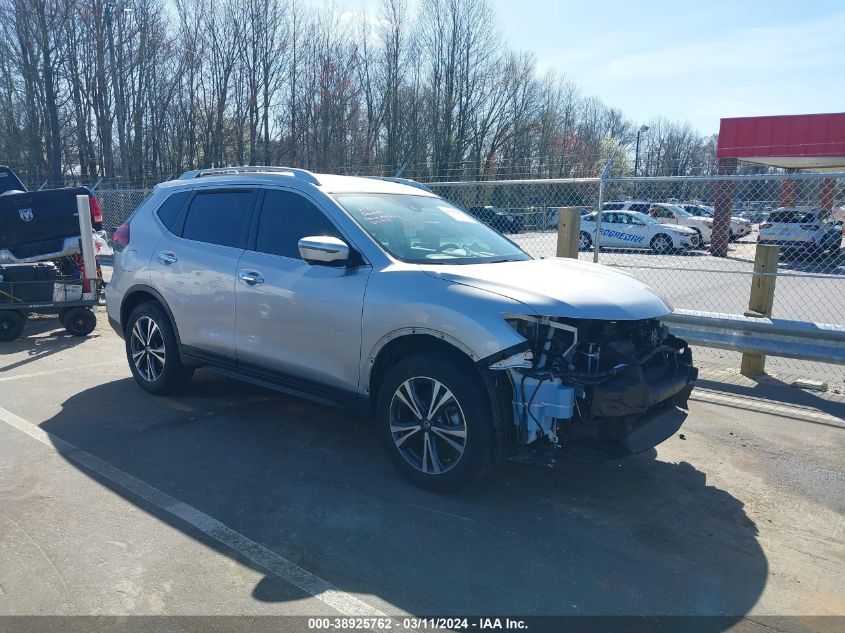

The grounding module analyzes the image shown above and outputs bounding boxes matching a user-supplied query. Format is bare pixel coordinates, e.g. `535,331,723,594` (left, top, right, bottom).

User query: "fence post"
593,152,616,263
556,207,582,258
740,244,779,377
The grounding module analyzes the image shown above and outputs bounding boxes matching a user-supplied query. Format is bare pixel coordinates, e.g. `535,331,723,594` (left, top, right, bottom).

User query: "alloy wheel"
389,376,467,474
130,316,166,382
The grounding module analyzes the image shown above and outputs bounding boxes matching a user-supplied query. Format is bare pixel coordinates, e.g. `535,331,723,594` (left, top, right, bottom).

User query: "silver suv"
106,167,697,490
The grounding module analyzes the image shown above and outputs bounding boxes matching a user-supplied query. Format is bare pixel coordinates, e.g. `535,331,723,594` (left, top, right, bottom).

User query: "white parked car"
580,210,698,253
603,202,712,246
680,204,751,241
758,207,843,254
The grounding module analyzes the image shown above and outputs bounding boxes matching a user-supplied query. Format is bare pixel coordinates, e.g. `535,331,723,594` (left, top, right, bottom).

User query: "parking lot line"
0,403,389,618
0,362,119,382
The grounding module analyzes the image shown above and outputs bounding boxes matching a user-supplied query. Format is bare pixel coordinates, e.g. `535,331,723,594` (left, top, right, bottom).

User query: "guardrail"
662,309,845,366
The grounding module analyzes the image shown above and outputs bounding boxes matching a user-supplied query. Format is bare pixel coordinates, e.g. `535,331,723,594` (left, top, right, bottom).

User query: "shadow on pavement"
697,375,845,424
41,371,768,624
0,319,92,372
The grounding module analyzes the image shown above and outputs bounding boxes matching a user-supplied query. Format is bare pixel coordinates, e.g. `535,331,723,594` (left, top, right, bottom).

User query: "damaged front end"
492,315,698,457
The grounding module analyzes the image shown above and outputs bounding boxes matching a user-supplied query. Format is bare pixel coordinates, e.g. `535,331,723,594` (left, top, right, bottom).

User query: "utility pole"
634,124,649,176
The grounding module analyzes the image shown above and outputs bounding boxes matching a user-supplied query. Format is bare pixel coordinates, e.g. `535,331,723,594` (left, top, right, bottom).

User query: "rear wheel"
579,231,593,251
377,352,494,492
125,301,194,395
0,310,25,342
650,234,673,254
63,307,96,336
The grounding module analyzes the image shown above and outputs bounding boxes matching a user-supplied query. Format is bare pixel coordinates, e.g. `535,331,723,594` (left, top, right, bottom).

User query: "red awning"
717,112,845,170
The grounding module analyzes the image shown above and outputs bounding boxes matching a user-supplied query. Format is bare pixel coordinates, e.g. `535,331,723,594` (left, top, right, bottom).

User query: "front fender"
358,268,534,393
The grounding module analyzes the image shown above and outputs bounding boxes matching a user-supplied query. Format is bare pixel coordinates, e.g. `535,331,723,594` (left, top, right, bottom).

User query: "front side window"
333,193,529,264
255,190,340,259
181,189,255,248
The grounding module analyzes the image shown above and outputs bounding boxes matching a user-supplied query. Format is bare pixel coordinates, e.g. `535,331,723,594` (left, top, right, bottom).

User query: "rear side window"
156,191,190,231
181,190,255,248
255,189,340,259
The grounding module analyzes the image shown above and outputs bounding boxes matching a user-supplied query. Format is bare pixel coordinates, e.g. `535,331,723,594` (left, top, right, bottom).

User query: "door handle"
238,270,265,286
158,251,177,265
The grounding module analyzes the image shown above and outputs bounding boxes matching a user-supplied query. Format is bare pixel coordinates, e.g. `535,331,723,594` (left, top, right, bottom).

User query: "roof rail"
365,176,433,193
177,166,321,186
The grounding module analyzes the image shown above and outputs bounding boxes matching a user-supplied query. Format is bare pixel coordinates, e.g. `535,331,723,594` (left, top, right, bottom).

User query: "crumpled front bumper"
565,345,698,456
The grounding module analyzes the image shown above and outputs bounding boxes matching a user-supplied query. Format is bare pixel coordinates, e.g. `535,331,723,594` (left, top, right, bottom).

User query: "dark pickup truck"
0,165,103,264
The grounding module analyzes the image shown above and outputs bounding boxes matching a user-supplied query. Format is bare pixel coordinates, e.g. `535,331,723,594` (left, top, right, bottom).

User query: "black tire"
650,234,673,254
579,231,593,251
125,301,194,395
58,307,73,325
0,310,25,342
691,229,703,248
376,351,494,492
63,307,97,336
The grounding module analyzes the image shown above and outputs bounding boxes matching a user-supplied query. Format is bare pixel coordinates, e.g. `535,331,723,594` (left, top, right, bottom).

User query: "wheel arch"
366,330,477,400
120,285,184,352
366,330,515,463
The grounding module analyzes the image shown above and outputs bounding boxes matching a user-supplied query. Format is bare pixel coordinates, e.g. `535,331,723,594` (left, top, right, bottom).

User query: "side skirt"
181,345,370,416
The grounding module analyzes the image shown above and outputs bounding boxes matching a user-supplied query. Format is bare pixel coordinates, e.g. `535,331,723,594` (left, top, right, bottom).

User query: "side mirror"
298,235,350,265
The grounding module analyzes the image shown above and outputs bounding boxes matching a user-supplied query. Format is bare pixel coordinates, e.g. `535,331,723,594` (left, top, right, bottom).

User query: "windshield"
768,210,819,223
333,193,530,264
670,205,692,217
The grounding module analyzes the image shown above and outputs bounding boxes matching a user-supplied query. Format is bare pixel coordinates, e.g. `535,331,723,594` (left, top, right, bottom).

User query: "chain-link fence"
430,172,845,383
95,188,152,232
88,171,845,382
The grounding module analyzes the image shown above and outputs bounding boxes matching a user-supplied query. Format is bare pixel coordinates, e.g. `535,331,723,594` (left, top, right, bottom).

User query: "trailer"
0,195,101,342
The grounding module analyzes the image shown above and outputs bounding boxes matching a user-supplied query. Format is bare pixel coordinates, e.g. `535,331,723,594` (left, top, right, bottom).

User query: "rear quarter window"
155,191,190,231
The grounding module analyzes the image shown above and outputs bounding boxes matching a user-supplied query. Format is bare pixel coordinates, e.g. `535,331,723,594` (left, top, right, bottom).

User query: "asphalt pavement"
0,311,843,630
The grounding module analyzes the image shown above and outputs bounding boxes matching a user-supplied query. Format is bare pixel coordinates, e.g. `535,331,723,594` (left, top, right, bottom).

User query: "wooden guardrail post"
740,244,779,377
556,207,582,259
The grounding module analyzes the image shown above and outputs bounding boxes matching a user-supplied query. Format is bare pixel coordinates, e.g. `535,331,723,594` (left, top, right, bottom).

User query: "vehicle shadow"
41,372,768,624
777,248,845,274
0,318,92,372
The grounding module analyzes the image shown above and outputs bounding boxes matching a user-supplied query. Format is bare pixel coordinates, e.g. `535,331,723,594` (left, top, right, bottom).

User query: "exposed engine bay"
492,315,698,455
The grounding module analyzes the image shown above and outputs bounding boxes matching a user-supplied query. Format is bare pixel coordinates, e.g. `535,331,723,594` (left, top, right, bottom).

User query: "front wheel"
125,301,194,395
0,310,25,342
377,352,494,492
650,234,674,254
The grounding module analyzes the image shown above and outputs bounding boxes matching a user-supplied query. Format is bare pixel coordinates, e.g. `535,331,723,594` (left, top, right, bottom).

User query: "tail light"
759,222,770,229
113,222,130,250
800,224,820,230
89,196,104,228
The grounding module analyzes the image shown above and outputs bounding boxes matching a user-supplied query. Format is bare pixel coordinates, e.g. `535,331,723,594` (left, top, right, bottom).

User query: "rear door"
150,187,257,359
235,188,371,392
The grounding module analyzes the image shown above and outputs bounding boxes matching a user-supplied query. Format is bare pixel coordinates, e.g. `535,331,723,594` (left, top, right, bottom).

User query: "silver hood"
423,258,671,321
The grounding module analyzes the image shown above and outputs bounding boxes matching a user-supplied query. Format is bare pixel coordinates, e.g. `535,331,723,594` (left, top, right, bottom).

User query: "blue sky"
489,0,845,134
337,0,845,135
